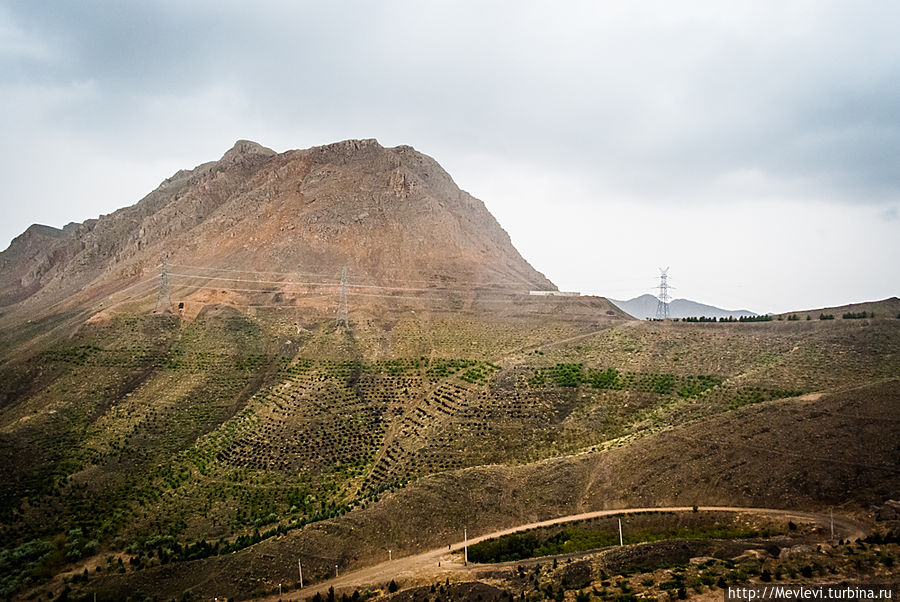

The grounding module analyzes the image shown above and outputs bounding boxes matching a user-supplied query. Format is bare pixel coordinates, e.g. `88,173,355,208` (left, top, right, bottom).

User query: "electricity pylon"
336,266,349,327
655,267,671,320
155,255,173,314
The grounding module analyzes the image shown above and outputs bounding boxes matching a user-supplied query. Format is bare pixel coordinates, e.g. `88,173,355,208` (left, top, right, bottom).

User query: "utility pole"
830,508,834,542
655,267,671,320
464,527,468,566
155,254,173,314
618,519,624,546
298,559,303,589
336,266,350,327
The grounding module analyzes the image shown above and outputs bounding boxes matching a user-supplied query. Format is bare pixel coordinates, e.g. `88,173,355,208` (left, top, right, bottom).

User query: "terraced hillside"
1,301,899,600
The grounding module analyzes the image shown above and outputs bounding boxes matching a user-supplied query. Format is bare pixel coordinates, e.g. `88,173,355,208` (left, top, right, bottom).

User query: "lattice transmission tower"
336,266,350,327
155,254,173,314
655,267,671,320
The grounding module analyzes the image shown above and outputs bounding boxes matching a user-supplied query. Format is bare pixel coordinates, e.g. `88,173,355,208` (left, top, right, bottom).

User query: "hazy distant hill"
610,293,757,320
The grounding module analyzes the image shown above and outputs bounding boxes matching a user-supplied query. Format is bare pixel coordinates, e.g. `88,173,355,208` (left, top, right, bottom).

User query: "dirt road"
255,505,867,601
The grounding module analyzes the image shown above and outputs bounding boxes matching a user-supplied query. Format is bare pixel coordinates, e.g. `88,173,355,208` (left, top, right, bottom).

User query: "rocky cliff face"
0,224,76,306
0,139,555,309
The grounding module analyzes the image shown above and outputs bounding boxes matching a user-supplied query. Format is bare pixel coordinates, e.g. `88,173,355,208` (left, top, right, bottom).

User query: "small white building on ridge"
528,290,581,296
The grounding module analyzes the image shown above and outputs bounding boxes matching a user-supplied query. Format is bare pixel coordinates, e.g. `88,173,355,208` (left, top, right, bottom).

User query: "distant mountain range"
610,294,757,320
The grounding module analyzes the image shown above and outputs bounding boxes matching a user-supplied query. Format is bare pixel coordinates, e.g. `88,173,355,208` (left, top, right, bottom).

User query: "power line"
198,298,333,308
104,276,160,298
111,277,559,307
109,262,616,311
168,272,434,293
165,271,537,294
171,261,525,279
167,263,527,287
168,283,296,294
167,284,519,302
169,263,346,279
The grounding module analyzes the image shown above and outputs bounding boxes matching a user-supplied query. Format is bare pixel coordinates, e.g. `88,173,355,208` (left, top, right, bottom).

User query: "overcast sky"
1,1,898,314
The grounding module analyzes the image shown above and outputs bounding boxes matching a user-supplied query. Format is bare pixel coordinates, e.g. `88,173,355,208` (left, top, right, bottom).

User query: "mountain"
610,293,757,320
0,139,560,323
0,140,897,602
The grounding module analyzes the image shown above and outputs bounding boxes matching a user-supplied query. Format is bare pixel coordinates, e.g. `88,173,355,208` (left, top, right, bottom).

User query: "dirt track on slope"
256,505,867,601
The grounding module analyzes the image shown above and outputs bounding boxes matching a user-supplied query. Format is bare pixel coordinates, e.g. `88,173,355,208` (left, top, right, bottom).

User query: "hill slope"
611,294,757,320
77,378,900,601
0,141,897,601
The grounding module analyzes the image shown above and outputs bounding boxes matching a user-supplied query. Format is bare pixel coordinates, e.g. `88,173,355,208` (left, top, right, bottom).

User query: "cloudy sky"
2,1,898,314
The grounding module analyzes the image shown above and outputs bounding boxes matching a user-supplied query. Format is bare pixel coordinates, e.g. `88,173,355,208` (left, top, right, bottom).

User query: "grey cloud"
4,2,900,185
1,1,898,279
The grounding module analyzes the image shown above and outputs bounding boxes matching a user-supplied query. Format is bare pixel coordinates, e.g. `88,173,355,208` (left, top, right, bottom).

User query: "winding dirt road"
256,506,867,601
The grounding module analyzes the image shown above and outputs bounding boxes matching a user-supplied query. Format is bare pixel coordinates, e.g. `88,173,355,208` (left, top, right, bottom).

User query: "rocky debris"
385,581,507,601
689,555,718,564
562,559,593,589
777,544,814,559
735,548,773,561
874,499,900,521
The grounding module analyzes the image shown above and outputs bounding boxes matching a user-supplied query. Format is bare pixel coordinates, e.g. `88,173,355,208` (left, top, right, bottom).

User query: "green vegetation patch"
459,362,500,384
424,358,478,378
529,364,722,398
726,386,803,410
468,522,765,563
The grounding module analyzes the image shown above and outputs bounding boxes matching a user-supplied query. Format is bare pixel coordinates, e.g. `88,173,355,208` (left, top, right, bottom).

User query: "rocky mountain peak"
0,139,558,312
219,140,276,165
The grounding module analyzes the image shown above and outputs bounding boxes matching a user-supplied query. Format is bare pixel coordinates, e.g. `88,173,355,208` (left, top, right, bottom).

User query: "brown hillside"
774,297,900,319
77,378,900,601
0,139,557,320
